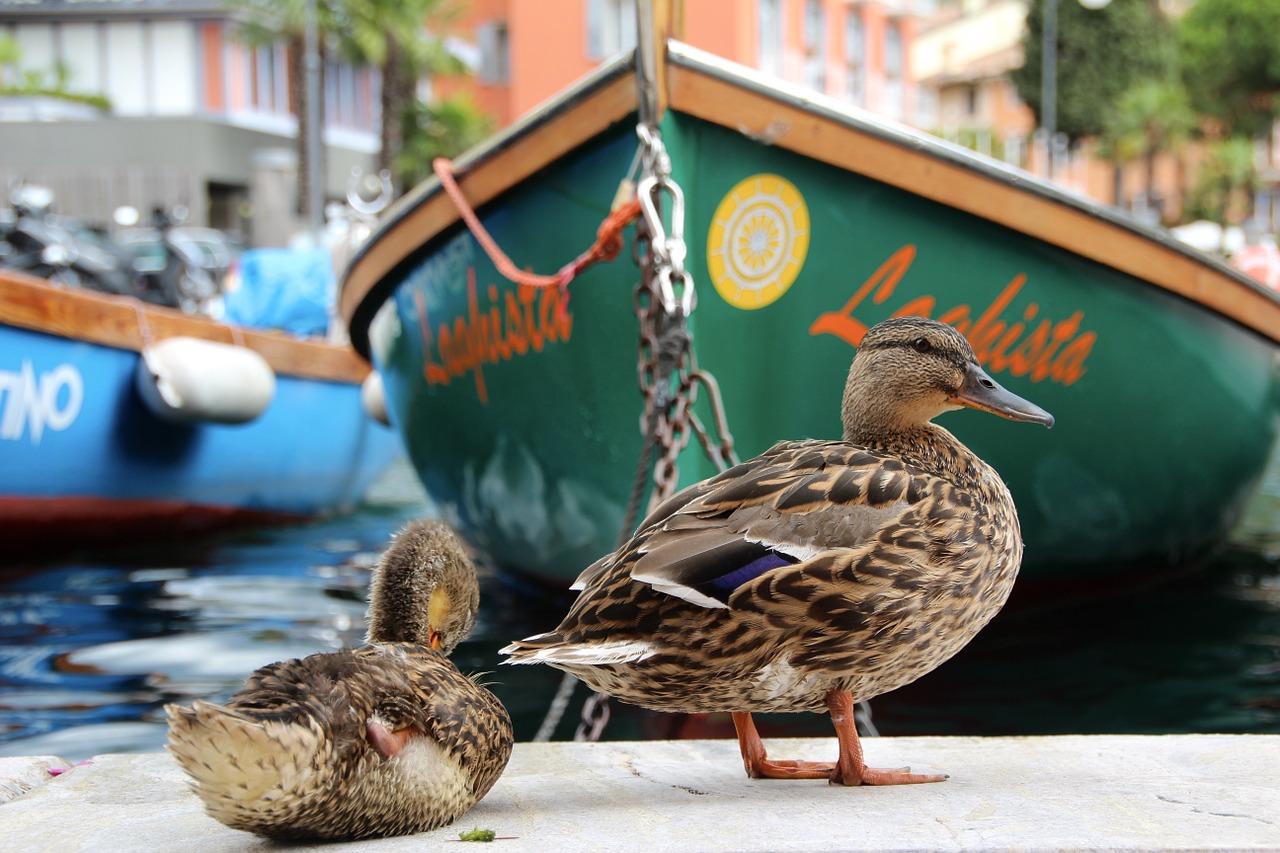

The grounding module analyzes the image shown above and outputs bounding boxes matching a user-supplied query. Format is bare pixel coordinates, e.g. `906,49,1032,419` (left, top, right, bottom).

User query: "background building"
438,0,938,131
0,0,380,245
912,0,1033,166
7,0,1276,242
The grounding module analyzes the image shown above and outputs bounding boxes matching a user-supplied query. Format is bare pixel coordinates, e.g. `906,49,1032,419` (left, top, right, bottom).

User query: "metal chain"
685,367,740,473
633,125,709,514
574,689,612,742
572,124,747,744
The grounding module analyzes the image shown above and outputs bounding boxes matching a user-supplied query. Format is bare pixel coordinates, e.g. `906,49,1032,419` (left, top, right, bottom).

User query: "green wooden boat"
340,36,1280,585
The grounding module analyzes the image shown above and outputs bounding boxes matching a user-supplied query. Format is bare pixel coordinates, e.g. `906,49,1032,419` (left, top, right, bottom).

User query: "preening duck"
167,519,513,840
502,316,1052,785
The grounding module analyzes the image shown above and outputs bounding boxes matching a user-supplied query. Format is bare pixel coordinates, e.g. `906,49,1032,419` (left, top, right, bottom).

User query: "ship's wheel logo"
707,173,810,310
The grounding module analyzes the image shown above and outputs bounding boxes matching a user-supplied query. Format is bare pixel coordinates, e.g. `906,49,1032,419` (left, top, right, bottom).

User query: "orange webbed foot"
829,764,948,786
731,695,951,786
826,691,947,786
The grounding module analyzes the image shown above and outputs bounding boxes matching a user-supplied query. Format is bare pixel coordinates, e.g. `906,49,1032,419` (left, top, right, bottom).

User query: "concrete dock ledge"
0,755,69,805
2,735,1278,851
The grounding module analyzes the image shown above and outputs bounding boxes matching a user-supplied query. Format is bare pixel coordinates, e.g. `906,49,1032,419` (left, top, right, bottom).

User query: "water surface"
2,459,1277,762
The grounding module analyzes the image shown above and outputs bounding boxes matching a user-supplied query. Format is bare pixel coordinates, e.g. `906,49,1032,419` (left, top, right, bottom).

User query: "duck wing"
627,439,930,609
399,647,514,797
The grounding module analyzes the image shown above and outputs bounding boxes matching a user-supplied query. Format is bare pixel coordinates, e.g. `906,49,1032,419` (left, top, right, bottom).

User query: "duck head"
841,316,1054,443
365,519,480,654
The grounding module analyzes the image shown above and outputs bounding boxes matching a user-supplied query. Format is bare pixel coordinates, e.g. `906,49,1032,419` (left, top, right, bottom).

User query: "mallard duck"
502,316,1052,785
166,520,513,840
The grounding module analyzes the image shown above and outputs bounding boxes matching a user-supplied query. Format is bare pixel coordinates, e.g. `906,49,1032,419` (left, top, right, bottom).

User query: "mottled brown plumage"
167,520,513,840
502,316,1052,785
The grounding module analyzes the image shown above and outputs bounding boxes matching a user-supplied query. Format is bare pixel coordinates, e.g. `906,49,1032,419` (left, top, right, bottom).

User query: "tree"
232,0,340,219
330,0,465,191
1011,0,1178,143
231,0,462,215
1179,0,1280,139
1186,137,1259,248
1097,81,1195,218
394,94,495,190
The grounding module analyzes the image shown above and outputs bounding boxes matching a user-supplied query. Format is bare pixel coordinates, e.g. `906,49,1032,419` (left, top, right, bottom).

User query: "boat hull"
1,274,402,556
346,50,1280,584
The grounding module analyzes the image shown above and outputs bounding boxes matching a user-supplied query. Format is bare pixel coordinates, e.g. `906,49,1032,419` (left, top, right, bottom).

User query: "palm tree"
1098,80,1196,220
230,0,461,215
334,0,465,193
1188,136,1260,251
395,94,494,190
232,0,342,219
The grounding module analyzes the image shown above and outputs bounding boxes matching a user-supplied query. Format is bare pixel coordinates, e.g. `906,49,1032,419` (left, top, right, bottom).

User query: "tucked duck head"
167,518,512,842
366,519,480,654
842,316,1054,442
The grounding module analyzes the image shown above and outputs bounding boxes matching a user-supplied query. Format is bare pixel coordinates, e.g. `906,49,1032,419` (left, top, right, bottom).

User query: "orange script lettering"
421,268,573,404
809,245,1095,385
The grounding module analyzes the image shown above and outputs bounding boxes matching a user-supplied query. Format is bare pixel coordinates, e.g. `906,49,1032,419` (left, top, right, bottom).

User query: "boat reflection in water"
1,460,1278,762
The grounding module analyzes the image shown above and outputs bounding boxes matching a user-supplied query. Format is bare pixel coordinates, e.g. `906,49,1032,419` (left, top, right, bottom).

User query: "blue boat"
1,269,401,557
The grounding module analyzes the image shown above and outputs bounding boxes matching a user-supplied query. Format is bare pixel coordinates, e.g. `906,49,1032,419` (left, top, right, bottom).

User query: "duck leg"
731,711,835,779
731,693,949,785
826,690,948,786
366,719,418,758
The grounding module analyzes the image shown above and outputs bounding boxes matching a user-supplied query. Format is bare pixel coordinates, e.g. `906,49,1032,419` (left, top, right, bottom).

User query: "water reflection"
1,460,1278,762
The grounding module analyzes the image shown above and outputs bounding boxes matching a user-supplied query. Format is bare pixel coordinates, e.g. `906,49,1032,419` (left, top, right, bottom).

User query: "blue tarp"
222,247,334,337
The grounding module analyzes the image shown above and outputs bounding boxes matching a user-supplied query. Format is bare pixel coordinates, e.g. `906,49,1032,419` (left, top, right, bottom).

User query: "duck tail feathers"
500,634,655,666
165,700,327,829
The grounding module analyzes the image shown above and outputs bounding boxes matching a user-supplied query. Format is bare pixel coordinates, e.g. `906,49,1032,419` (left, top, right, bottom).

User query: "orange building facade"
438,0,1280,237
440,0,936,130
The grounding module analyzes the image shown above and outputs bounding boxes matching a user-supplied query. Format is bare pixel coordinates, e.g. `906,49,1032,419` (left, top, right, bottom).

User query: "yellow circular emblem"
706,174,810,310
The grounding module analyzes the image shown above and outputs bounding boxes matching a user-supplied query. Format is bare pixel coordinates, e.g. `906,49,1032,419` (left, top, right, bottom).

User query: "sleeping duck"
167,520,513,840
502,316,1052,785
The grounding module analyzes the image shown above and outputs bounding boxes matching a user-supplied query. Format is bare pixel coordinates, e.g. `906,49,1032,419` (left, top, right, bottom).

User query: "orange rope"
433,157,641,301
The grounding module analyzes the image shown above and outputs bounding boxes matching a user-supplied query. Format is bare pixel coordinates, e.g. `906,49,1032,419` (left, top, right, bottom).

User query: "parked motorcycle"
0,186,233,316
0,184,135,297
113,205,229,316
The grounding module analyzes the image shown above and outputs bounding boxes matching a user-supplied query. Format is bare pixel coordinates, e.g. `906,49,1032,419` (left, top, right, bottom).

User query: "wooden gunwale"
1,269,369,384
341,38,1280,357
666,42,1280,344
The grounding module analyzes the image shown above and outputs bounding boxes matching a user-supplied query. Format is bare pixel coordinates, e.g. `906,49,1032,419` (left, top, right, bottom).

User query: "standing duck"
502,316,1052,785
167,520,513,840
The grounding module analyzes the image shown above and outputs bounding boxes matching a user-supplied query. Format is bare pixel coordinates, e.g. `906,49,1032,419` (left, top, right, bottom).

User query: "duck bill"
428,626,443,651
951,363,1055,427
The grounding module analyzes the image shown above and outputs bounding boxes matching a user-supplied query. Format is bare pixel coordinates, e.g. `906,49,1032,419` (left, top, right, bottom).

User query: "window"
478,21,510,84
803,0,825,93
253,45,274,112
844,11,864,106
884,22,903,120
587,0,637,61
758,0,783,76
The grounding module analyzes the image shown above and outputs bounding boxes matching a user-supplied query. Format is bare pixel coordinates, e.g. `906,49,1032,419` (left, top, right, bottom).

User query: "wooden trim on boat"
341,35,1280,352
0,269,370,383
665,49,1280,344
339,70,640,347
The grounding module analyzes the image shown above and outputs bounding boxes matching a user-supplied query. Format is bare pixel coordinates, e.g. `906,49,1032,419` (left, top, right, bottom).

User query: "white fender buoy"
136,336,275,425
360,369,390,426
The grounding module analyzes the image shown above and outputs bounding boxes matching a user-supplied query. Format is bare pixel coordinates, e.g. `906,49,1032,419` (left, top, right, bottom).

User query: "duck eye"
912,337,932,353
